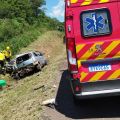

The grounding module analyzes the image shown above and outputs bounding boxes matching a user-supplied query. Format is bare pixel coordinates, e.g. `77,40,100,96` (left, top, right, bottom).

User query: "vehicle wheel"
73,95,80,105
73,95,88,106
19,71,25,78
44,60,48,65
11,72,20,80
36,63,42,71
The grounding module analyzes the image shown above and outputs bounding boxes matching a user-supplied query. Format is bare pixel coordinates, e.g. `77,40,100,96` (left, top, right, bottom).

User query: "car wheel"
44,60,48,65
11,72,20,80
36,63,42,71
73,95,80,105
19,71,25,78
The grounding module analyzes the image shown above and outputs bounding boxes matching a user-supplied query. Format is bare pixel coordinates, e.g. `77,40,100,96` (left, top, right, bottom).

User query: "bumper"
74,88,120,99
70,75,120,99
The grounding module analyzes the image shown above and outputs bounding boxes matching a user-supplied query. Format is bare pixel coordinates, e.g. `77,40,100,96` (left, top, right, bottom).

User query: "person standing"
0,52,5,68
3,46,12,62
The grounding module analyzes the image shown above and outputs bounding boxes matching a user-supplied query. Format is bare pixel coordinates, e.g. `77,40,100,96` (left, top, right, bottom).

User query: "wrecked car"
9,51,47,79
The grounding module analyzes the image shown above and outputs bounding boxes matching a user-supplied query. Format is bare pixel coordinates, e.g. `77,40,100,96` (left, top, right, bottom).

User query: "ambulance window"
80,8,112,38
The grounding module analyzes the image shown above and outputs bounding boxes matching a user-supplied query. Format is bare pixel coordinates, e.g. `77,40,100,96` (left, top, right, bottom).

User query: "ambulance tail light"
67,38,78,74
72,79,82,94
75,86,81,92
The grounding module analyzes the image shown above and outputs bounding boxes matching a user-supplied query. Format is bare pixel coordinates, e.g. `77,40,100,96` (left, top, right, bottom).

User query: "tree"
0,0,46,24
30,0,45,17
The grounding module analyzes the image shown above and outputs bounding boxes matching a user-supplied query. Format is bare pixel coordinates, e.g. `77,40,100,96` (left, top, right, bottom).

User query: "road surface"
43,61,120,120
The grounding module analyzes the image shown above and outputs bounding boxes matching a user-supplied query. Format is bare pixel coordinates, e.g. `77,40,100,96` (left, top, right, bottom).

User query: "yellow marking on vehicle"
81,0,93,6
107,70,120,80
99,0,109,3
96,41,120,59
115,51,120,58
76,44,85,53
70,0,78,3
80,72,88,81
113,51,120,58
80,42,104,60
90,71,106,82
77,60,81,68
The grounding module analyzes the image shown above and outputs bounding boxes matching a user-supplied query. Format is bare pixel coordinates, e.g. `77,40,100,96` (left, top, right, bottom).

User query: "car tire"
11,72,20,80
73,95,80,105
44,60,48,65
36,63,42,71
19,71,25,78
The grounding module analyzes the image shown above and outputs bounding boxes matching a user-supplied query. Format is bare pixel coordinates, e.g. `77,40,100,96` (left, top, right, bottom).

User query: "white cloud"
49,0,64,21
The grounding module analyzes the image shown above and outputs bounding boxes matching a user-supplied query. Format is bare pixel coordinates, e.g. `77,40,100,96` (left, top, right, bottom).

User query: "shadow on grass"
55,70,120,119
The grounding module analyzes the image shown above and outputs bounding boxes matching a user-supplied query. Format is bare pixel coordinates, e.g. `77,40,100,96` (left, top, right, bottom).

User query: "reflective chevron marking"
70,0,110,5
76,40,120,83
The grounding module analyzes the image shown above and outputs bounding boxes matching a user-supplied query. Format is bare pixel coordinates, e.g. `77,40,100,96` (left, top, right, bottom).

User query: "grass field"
0,31,66,120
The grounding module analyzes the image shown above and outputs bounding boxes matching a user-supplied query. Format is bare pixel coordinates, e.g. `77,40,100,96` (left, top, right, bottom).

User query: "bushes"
0,19,24,41
0,0,47,42
0,16,64,55
0,26,42,55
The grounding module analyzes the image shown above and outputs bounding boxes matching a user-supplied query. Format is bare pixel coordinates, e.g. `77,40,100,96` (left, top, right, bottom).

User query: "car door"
34,52,44,65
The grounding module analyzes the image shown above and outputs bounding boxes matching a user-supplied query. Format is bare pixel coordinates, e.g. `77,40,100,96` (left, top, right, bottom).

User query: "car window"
39,52,43,56
33,52,38,56
16,54,31,64
37,52,43,56
34,52,43,56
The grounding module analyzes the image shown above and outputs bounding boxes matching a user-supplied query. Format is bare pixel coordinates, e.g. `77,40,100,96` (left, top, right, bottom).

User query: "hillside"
0,31,66,120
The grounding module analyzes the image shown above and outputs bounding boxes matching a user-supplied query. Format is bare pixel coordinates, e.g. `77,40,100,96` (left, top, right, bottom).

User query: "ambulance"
65,0,120,101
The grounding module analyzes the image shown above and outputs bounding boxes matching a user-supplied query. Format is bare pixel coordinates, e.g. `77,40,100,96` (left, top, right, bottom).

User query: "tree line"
0,0,64,42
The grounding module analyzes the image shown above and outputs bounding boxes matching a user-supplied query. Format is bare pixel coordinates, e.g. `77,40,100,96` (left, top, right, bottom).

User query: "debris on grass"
41,98,57,109
53,84,57,88
33,85,45,91
42,98,56,106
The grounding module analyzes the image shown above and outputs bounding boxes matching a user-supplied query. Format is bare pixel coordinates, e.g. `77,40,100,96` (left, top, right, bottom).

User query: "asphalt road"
44,70,120,120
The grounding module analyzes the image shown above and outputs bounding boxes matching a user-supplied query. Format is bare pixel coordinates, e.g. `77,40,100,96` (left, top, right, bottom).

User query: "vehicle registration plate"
89,64,111,72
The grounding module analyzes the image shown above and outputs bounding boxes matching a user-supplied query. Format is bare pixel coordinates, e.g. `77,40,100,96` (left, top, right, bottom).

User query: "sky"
45,0,65,22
